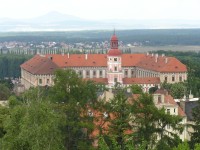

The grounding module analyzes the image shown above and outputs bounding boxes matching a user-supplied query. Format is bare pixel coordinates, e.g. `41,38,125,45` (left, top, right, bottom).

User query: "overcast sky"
0,0,200,20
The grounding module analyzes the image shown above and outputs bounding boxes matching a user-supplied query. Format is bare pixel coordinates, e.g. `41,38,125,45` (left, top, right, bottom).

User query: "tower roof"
110,34,118,41
107,49,122,56
108,32,121,56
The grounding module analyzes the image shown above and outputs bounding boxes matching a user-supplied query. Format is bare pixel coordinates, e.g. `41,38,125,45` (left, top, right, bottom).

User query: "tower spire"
110,29,118,49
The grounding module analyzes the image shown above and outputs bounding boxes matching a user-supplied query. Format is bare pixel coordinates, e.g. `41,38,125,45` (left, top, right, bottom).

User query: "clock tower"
107,32,123,87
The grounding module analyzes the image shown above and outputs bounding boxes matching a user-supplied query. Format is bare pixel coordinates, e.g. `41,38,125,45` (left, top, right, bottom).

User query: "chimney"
146,52,149,56
165,57,168,63
85,53,88,60
155,53,158,63
61,52,64,56
152,53,154,57
48,56,53,60
68,53,69,58
180,99,186,113
162,54,165,57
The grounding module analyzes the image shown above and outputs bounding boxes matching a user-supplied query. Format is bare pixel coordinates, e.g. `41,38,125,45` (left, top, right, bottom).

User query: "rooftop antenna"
113,28,116,35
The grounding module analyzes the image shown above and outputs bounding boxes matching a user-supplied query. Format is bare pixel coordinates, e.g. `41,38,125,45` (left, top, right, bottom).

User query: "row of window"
137,70,157,78
39,78,50,85
124,70,135,77
123,69,157,78
109,57,119,62
78,70,103,78
165,76,182,82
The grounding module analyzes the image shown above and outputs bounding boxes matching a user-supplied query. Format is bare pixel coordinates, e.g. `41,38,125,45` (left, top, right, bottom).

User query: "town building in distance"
20,33,187,91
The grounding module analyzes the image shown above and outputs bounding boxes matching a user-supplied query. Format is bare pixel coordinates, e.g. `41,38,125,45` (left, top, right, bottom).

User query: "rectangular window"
114,66,117,71
165,76,168,82
99,70,102,77
114,58,117,61
167,109,170,114
93,70,96,77
114,78,118,83
172,76,175,82
86,70,90,78
125,70,128,77
39,79,42,84
47,79,49,84
79,70,82,77
158,95,161,103
174,108,176,113
131,70,134,77
179,76,182,82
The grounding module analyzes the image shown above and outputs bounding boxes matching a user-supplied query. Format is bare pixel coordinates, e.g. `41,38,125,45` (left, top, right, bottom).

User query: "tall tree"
132,93,183,149
105,86,133,150
1,90,65,150
190,99,200,148
132,93,159,149
0,84,11,100
49,69,98,150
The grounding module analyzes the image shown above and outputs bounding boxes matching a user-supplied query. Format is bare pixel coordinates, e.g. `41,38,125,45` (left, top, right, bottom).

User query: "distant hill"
0,12,200,31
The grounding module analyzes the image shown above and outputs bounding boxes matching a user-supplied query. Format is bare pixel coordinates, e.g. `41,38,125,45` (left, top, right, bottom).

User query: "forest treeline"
0,69,200,150
1,29,200,45
0,54,31,79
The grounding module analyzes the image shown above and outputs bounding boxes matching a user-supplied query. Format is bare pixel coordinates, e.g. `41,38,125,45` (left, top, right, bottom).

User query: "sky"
0,0,200,20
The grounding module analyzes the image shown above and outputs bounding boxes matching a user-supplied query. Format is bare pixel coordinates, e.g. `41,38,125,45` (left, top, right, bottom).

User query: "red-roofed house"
20,33,187,90
153,89,187,141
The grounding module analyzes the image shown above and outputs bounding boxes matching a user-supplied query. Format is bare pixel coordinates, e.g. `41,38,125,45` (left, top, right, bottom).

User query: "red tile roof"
45,54,107,67
21,53,187,74
136,55,187,73
155,89,186,117
107,49,122,56
20,55,59,75
111,34,118,41
123,77,160,84
84,78,108,84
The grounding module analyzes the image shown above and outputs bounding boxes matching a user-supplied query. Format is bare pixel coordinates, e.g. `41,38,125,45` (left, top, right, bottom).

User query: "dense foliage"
0,55,30,79
1,29,200,45
0,57,200,149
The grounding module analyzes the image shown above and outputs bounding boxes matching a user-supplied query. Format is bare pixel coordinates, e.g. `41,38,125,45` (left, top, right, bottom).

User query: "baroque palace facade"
20,33,187,91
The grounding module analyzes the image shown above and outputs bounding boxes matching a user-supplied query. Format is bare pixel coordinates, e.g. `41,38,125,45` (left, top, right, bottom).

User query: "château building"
20,33,187,91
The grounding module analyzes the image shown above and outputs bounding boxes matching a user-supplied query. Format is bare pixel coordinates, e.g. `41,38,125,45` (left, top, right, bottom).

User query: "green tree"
130,84,143,94
49,69,98,150
1,93,65,150
105,86,133,150
172,142,190,150
190,100,200,148
149,86,158,94
195,143,200,150
132,93,159,149
155,108,183,149
0,106,9,139
132,93,183,149
170,83,185,99
0,84,11,100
